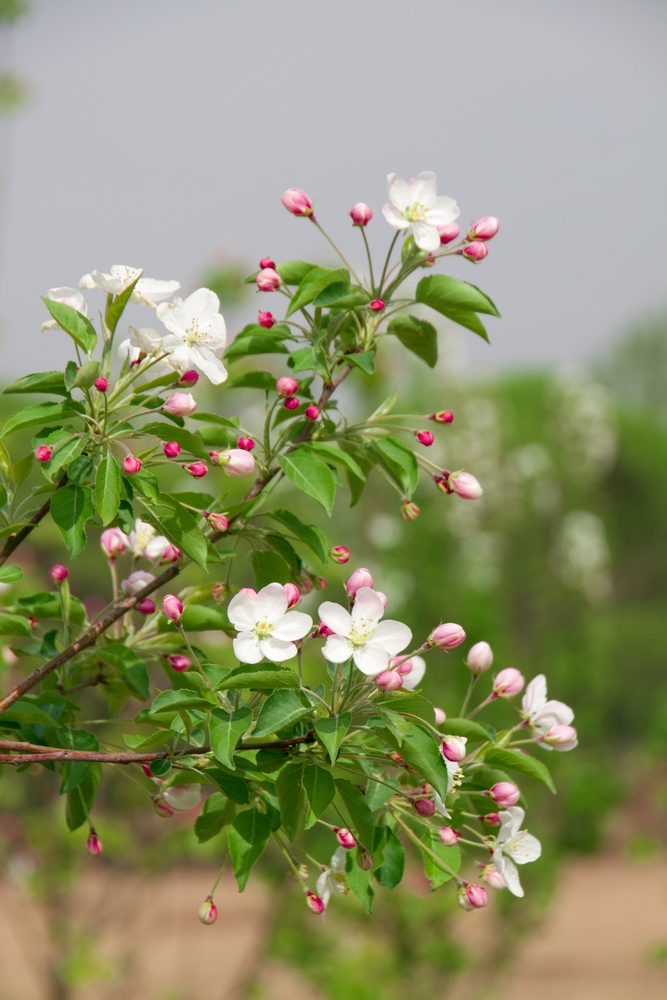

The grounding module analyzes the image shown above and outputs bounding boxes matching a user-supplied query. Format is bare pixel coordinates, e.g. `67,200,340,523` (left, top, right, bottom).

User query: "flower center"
404,201,430,223
253,617,274,640
184,320,207,346
348,617,376,648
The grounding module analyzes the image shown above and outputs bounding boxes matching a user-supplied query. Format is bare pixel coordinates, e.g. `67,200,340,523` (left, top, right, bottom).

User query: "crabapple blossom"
438,827,459,847
276,376,299,397
100,527,129,559
349,202,373,226
427,623,466,648
318,587,412,675
441,735,467,762
117,325,163,365
163,392,197,417
256,268,281,291
346,568,374,599
184,462,208,478
159,543,181,564
86,831,103,856
283,583,301,609
375,669,403,692
227,582,313,664
217,449,255,476
123,456,142,475
94,376,108,392
127,519,171,561
179,370,199,386
121,571,155,596
493,667,525,697
163,441,181,458
481,813,502,826
390,654,426,691
467,641,493,674
258,310,275,328
521,675,575,736
153,798,174,818
329,545,351,564
305,405,319,421
437,222,460,244
429,410,454,423
162,594,184,621
35,445,52,462
488,782,521,808
383,171,460,252
315,848,349,908
80,266,180,307
156,288,227,385
206,512,229,533
458,883,489,910
460,242,489,262
168,655,191,672
492,807,542,897
138,599,156,615
480,864,507,890
468,216,499,241
49,564,68,583
434,707,446,725
198,899,218,925
334,828,357,849
316,621,334,637
282,188,314,217
542,724,579,751
162,784,202,812
306,891,326,914
449,471,483,499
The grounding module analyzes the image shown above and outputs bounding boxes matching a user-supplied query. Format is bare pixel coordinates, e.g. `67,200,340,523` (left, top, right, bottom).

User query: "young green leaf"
251,549,291,589
415,274,500,343
304,442,366,480
372,437,419,498
101,643,150,699
210,707,253,769
275,260,319,285
95,455,121,526
228,808,272,891
41,297,98,355
3,371,69,396
383,721,449,800
314,713,351,763
50,483,94,558
65,765,101,831
216,663,300,691
227,371,278,391
387,315,438,367
224,335,289,359
0,613,32,637
140,422,209,460
375,831,405,890
194,792,236,843
0,565,22,583
303,763,336,828
266,509,329,564
442,718,494,742
285,267,349,318
1,402,78,438
483,747,556,794
335,778,375,850
419,829,461,888
345,849,375,913
346,351,376,374
253,689,312,738
278,450,336,516
205,767,250,804
276,760,305,842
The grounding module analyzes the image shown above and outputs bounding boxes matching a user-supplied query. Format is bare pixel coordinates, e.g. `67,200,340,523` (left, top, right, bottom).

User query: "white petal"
445,756,460,793
426,195,460,226
534,699,574,730
41,320,58,331
322,635,354,663
522,675,547,716
351,587,385,624
382,203,410,230
410,221,440,252
259,636,297,663
316,870,331,906
133,278,181,306
387,173,408,211
233,632,264,664
318,601,353,636
79,273,97,290
330,847,347,873
227,591,258,631
353,643,389,675
189,345,228,385
271,611,313,641
371,619,412,656
499,856,524,897
254,582,288,623
401,655,426,690
143,536,170,559
506,831,542,865
184,287,221,322
433,790,450,818
134,326,164,353
156,300,190,338
408,171,437,207
498,806,524,842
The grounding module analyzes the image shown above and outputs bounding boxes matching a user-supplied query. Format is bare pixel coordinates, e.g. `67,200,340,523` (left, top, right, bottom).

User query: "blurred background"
1,2,667,998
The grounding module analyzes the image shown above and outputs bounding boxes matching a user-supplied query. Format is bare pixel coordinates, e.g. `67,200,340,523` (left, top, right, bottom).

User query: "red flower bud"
49,564,68,583
35,445,53,462
138,598,156,615
258,310,275,328
123,455,142,475
259,257,276,270
305,405,319,421
94,376,108,392
329,545,351,564
167,654,191,672
369,299,384,312
184,461,208,478
163,441,181,458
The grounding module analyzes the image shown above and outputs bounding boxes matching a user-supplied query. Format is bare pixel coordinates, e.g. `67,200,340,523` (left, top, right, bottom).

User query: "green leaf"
483,747,556,794
150,689,216,714
304,442,366,480
419,829,461,888
266,509,328,564
265,533,302,576
150,759,171,777
364,774,399,811
369,388,398,421
43,435,86,476
378,707,409,742
335,778,375,850
278,450,336,516
210,707,252,769
314,713,351,763
0,565,22,583
251,549,291,589
124,731,170,751
387,315,438,367
158,603,233,634
95,456,121,526
375,831,405,889
194,792,236,842
1,402,78,438
41,298,98,355
101,643,150,699
442,717,494,742
225,335,289,359
347,351,376,374
0,613,33,637
345,849,375,913
65,765,101,831
286,267,349,318
50,484,94,558
71,360,101,389
227,371,277,391
140,421,209,460
289,346,330,379
384,722,449,800
276,760,305,841
59,729,100,794
415,274,500,343
216,663,300,691
377,691,434,725
3,371,69,396
373,437,419,498
303,764,336,828
275,260,318,285
15,591,86,625
228,808,272,891
105,272,142,333
253,689,312,739
205,767,250,804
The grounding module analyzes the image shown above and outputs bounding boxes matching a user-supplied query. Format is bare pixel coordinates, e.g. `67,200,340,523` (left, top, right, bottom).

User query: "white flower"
318,587,412,676
41,287,88,331
80,265,180,306
156,288,227,385
521,674,574,737
315,847,349,907
492,806,542,898
433,735,467,819
121,570,155,596
227,582,312,664
118,326,165,364
382,171,460,252
127,519,171,560
399,655,426,691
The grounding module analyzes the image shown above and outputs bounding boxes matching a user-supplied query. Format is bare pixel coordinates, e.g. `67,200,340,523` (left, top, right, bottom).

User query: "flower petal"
271,610,313,641
351,587,385,624
401,655,426,690
506,831,542,864
387,173,409,211
227,591,258,631
427,195,460,226
184,287,221,322
353,643,389,676
156,301,189,338
371,619,412,656
259,636,297,663
408,171,437,207
233,632,263,664
434,790,450,818
254,582,289,623
522,675,547,716
498,806,525,842
382,203,410,230
534,699,574,730
499,856,524,897
316,870,331,906
410,221,440,252
189,345,228,385
318,601,353,636
322,634,354,663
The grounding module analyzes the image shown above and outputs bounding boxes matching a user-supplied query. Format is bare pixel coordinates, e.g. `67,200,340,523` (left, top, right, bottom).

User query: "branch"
0,473,68,567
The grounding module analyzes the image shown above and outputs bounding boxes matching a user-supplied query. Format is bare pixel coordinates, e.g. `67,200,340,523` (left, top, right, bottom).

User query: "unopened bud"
284,583,301,609
437,222,460,245
259,256,276,270
160,543,181,564
276,376,299,397
441,735,467,762
375,669,403,692
414,798,436,817
493,667,525,698
349,202,373,226
217,449,255,476
284,397,299,410
467,641,493,674
100,527,128,559
168,654,191,672
162,594,184,621
316,620,334,637
429,410,454,424
467,216,499,241
123,455,142,475
138,598,156,615
237,437,255,451
305,405,319,421
282,188,314,217
434,707,446,725
306,890,326,914
488,782,520,808
438,827,459,846
449,471,483,500
401,500,420,522
258,310,275,328
94,376,109,392
179,370,199,387
163,441,181,458
256,268,281,291
35,445,53,462
428,623,466,649
164,392,197,417
86,830,103,856
369,299,385,312
357,848,374,870
206,512,229,533
480,863,507,890
346,567,374,599
390,752,404,764
541,724,578,751
184,461,208,478
480,813,501,827
414,430,434,446
162,784,202,812
460,241,489,263
49,563,68,583
458,883,489,910
329,545,351,564
153,796,174,818
334,827,357,849
212,582,228,601
198,897,218,925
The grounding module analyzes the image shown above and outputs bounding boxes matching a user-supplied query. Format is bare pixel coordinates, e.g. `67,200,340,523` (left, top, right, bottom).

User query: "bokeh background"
1,2,667,999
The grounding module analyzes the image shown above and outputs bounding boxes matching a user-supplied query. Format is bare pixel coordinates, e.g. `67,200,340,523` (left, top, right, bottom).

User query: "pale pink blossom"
467,216,499,241
458,883,488,910
318,587,411,676
541,724,578,751
121,570,155,596
428,623,466,648
162,594,183,620
217,449,255,476
493,667,525,697
383,171,460,252
228,582,312,664
100,527,129,559
282,188,314,217
449,471,483,499
349,202,373,226
163,392,197,416
346,567,374,599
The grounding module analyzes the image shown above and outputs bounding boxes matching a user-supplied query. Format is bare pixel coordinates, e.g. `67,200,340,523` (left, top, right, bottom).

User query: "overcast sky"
0,0,665,377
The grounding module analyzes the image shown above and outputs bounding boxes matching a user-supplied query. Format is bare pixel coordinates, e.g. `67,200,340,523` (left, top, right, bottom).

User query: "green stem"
310,218,362,285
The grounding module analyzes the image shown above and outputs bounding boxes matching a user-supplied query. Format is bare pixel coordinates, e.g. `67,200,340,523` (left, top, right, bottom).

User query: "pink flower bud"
138,598,156,615
276,376,299,397
163,441,181,459
86,831,103,856
390,656,413,676
434,707,446,725
467,217,499,241
315,577,327,590
259,257,276,270
346,567,374,599
480,812,501,826
153,797,175,818
541,724,578,751
375,591,388,609
121,570,155,596
198,898,218,925
160,543,181,564
438,827,459,846
449,471,483,500
282,188,314,217
284,397,299,410
429,410,454,424
493,667,525,698
305,405,319,421
349,202,373,226
414,798,436,817
460,241,489,263
480,864,507,890
401,500,420,522
437,222,460,245
179,370,199,387
329,545,350,564
316,620,334,637
49,564,68,583
212,582,228,601
123,455,142,475
428,623,466,649
100,527,128,558
390,752,404,764
306,890,326,914
162,594,183,621
208,451,220,463
256,267,281,291
258,310,275,328
217,449,255,476
467,641,493,674
168,654,191,672
284,583,301,609
369,299,384,312
489,782,520,808
422,252,437,267
28,616,38,629
458,883,489,910
237,437,255,451
141,763,153,778
94,376,109,392
414,430,435,446
164,392,197,417
206,512,229,533
334,827,357,849
184,461,208,478
441,735,467,762
375,669,403,692
35,445,53,462
240,587,258,598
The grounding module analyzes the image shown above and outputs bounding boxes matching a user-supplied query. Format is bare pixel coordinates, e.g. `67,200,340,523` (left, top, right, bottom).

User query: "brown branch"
0,474,68,567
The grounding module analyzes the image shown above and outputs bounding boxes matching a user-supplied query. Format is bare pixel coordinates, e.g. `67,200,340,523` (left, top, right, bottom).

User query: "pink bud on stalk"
460,241,489,262
168,654,191,672
212,582,228,601
284,583,301,609
481,812,501,827
240,587,258,598
164,392,197,417
123,455,142,475
282,188,314,217
376,591,388,609
163,441,181,458
237,437,255,452
305,405,319,421
306,890,326,914
284,397,299,410
329,545,351,564
316,621,334,637
179,370,199,387
35,445,53,462
276,376,299,397
375,670,403,692
480,864,507,890
138,598,156,615
198,898,218,925
441,735,467,762
467,641,493,674
334,827,357,849
493,667,525,698
153,797,175,818
346,567,374,599
434,707,446,725
414,798,436,817
121,570,155,596
162,594,183,621
206,512,229,533
100,527,128,559
259,257,276,270
401,500,420,522
349,202,373,226
458,883,489,911
217,449,255,476
256,268,281,291
86,830,103,856
438,827,460,846
258,310,276,328
541,724,579,751
437,222,460,245
427,623,466,649
184,462,208,478
429,411,454,424
94,376,109,392
369,299,385,312
414,430,435,446
449,471,483,500
488,782,521,808
49,564,68,583
467,216,499,241
160,543,181,564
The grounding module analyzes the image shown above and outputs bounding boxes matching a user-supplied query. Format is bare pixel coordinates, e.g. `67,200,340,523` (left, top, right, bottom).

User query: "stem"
379,231,400,292
460,675,478,717
310,218,362,285
394,814,462,883
359,227,375,293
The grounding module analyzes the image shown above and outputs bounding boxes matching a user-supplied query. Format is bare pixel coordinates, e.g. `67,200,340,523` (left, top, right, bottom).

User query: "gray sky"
1,0,666,376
